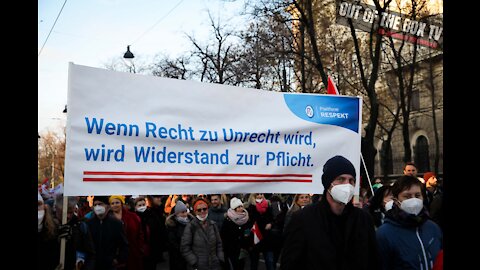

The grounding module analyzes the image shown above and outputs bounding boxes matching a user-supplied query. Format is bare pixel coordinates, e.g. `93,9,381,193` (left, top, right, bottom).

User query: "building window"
414,135,430,173
380,141,393,175
411,89,420,111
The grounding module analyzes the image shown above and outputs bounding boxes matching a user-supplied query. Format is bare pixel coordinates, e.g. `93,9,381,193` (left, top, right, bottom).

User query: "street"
156,252,274,270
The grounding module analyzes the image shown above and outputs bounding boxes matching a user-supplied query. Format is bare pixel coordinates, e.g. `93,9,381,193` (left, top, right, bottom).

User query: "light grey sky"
38,0,246,135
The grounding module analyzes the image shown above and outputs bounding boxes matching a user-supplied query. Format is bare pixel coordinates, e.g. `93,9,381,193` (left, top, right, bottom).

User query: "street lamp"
123,45,135,73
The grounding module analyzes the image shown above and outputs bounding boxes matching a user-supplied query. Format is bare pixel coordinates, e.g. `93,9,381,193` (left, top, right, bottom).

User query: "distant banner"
64,63,362,196
335,0,443,50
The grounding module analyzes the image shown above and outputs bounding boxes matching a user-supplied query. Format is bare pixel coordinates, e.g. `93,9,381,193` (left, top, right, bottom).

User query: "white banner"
64,63,362,196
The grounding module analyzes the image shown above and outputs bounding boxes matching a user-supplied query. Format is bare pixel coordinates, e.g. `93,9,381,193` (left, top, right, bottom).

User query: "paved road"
156,252,275,270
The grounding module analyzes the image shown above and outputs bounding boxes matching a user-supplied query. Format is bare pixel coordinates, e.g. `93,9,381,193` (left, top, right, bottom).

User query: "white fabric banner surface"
64,63,362,196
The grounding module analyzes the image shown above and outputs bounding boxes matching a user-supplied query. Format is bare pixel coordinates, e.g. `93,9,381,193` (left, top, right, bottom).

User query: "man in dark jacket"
280,155,380,270
87,196,128,270
208,194,227,231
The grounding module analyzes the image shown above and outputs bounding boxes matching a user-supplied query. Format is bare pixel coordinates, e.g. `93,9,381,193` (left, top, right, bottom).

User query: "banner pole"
361,153,374,195
59,195,68,269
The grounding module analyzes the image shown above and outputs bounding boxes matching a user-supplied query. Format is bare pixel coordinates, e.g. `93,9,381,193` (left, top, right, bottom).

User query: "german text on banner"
64,63,362,196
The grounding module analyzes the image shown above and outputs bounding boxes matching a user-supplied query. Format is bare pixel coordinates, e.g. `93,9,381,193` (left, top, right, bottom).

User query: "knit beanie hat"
174,200,188,214
423,172,436,182
230,197,243,210
193,198,209,212
321,155,356,189
109,195,125,205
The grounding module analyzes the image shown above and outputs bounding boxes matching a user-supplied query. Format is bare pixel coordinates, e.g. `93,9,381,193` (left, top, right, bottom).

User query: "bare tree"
186,12,242,85
38,130,66,187
150,54,193,80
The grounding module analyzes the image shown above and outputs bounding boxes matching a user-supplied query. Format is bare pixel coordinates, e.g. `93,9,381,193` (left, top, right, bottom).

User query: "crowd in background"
38,162,443,270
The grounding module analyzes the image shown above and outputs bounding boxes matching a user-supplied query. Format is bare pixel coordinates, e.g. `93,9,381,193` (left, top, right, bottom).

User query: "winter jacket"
208,206,227,231
280,199,381,270
376,206,442,270
165,213,194,270
180,217,224,270
87,215,128,270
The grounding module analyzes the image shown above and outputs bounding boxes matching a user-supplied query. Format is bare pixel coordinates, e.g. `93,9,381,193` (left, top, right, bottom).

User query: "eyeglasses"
196,207,208,212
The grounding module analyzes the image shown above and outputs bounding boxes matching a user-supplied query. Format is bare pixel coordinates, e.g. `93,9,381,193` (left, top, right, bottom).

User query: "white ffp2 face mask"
94,205,106,215
329,184,354,204
136,206,147,213
400,198,424,215
384,200,394,211
196,213,208,221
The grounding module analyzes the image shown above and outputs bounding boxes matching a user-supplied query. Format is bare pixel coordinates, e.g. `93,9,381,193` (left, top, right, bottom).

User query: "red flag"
327,75,339,95
251,221,263,245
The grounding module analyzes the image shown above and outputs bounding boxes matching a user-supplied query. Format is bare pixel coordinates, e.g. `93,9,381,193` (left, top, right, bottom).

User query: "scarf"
227,208,249,225
255,199,269,214
386,203,429,228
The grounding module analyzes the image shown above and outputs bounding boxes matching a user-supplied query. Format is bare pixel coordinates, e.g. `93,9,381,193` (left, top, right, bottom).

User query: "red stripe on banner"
83,177,312,183
83,171,312,178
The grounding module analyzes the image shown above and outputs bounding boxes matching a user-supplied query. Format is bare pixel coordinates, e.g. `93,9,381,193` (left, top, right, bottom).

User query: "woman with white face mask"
376,175,443,270
281,155,380,270
38,192,60,270
165,200,194,270
180,198,225,270
365,185,394,229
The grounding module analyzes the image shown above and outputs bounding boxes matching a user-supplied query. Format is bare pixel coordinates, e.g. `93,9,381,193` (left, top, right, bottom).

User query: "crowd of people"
38,159,443,270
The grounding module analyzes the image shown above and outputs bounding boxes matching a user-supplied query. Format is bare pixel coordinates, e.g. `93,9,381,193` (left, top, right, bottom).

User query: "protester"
109,195,145,270
423,171,444,231
38,191,60,270
54,194,96,270
86,196,128,270
165,201,194,270
246,193,275,270
268,193,288,268
208,194,227,231
147,195,168,263
365,185,394,228
280,155,380,270
283,194,311,231
220,197,252,270
403,161,425,184
180,198,224,270
376,175,442,270
134,196,156,270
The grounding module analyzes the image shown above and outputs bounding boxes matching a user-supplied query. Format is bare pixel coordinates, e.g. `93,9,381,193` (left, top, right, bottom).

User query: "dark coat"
38,226,60,270
246,202,274,251
87,215,128,270
220,215,252,269
280,199,381,270
208,206,227,231
165,213,194,270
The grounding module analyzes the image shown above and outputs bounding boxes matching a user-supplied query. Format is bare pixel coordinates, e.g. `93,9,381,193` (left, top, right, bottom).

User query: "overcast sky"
38,0,246,135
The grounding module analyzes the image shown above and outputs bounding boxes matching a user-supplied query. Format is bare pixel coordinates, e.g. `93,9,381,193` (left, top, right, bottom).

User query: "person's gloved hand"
58,224,72,240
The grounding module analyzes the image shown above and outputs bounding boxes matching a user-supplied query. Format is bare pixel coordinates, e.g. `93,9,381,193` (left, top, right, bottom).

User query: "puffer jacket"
180,217,224,270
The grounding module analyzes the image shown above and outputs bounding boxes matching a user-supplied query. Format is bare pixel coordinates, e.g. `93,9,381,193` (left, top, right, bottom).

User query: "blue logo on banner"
283,94,360,133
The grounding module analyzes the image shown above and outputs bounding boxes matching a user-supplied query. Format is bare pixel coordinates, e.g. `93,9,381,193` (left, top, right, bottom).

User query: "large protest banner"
64,63,362,196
